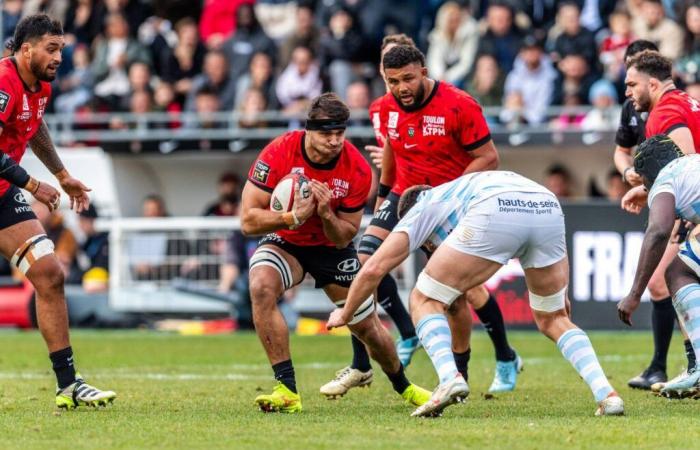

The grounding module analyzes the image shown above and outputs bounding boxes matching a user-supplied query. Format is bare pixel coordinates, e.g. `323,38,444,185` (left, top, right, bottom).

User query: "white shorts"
443,192,566,269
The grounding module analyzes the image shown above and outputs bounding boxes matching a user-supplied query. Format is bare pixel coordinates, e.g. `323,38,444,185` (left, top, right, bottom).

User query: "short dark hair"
307,92,350,122
6,14,63,54
382,45,425,70
626,50,672,81
381,33,416,51
623,39,659,61
546,164,571,180
397,185,431,219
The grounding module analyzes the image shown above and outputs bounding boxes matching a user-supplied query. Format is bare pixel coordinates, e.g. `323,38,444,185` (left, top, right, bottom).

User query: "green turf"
0,329,698,449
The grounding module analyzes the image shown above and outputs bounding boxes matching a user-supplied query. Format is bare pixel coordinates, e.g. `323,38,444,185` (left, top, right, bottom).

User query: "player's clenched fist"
292,183,316,224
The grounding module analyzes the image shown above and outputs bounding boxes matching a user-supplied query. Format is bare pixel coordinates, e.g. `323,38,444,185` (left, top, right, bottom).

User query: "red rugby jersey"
646,89,700,152
369,95,387,147
378,81,491,194
0,57,52,196
247,130,371,247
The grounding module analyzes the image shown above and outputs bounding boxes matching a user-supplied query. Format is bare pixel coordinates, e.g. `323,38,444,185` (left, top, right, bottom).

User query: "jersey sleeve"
646,103,688,137
369,98,386,147
648,170,676,208
457,98,492,151
338,154,371,213
393,199,452,252
247,138,288,193
615,102,639,148
0,81,17,126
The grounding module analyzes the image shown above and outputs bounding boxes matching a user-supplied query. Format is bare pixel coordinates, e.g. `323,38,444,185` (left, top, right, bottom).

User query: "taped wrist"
378,183,391,197
0,153,30,187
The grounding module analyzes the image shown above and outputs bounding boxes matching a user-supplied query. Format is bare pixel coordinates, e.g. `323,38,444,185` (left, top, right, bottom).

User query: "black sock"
49,346,76,389
272,360,297,393
649,297,674,373
377,274,416,340
685,339,696,369
350,334,372,372
475,295,515,362
453,349,471,382
384,364,410,394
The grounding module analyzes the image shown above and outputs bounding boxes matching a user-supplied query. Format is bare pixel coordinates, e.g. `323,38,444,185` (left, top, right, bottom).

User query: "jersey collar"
301,132,340,170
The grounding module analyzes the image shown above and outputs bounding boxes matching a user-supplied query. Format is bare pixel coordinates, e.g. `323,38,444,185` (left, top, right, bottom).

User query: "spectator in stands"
503,35,557,125
32,202,78,277
552,53,597,105
477,2,523,74
278,4,320,69
54,45,93,114
93,0,150,38
110,90,154,130
255,0,298,41
190,86,223,129
2,0,23,42
119,61,153,110
632,0,684,59
544,164,574,198
599,9,634,85
153,82,182,117
63,0,101,46
548,2,597,67
426,1,479,86
203,172,241,217
199,0,253,49
68,204,110,293
222,2,276,84
345,80,372,126
581,79,619,131
275,45,323,114
160,17,206,103
138,15,176,77
319,6,367,100
91,12,151,108
606,168,629,201
686,78,700,101
464,54,504,110
184,50,237,112
234,51,278,110
676,4,700,84
237,88,268,129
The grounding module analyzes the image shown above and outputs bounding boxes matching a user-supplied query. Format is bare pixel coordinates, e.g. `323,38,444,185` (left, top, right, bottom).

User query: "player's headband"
305,118,347,131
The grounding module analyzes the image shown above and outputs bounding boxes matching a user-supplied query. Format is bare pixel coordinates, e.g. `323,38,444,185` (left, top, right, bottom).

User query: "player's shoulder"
438,82,482,111
0,58,21,93
262,130,303,157
369,95,388,114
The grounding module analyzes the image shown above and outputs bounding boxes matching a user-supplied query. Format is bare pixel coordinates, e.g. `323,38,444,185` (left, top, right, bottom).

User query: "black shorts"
368,192,400,232
258,233,360,288
0,185,36,230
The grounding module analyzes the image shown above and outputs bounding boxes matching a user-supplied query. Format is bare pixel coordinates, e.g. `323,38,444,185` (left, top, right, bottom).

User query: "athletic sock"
474,295,516,362
649,297,674,373
50,346,77,389
557,328,614,402
416,314,459,383
272,359,297,393
685,339,697,369
377,274,416,340
384,364,410,394
350,334,372,372
673,285,700,365
453,349,471,382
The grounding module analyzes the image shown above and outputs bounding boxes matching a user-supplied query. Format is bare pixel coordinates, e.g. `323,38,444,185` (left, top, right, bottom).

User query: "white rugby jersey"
394,171,554,252
648,154,700,223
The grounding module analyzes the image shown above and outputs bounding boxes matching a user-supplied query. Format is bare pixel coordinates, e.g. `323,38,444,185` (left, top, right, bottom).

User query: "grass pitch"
0,329,698,449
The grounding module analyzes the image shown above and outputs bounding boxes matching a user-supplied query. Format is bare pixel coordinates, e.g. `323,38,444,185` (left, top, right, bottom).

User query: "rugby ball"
270,173,311,212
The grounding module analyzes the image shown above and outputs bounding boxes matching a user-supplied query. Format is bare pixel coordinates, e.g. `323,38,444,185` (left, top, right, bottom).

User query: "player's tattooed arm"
29,120,65,174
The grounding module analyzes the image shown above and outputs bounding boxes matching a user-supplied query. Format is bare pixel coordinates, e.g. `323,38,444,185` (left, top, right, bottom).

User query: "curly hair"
382,45,426,70
6,14,63,54
626,50,672,81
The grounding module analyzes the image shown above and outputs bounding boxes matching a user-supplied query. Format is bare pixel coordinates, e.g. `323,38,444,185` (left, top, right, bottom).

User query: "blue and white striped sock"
557,328,614,402
674,284,700,364
416,314,459,384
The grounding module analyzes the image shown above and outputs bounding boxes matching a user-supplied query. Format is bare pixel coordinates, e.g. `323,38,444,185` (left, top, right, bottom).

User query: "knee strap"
334,297,375,325
358,234,384,256
529,286,567,312
11,234,55,275
249,247,294,290
415,270,462,305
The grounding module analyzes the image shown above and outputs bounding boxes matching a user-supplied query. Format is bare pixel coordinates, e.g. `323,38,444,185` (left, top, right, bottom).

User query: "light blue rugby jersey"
393,171,553,252
648,154,700,223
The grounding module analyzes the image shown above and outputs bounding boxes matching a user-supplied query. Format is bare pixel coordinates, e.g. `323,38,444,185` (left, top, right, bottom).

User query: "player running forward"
619,136,700,398
624,50,700,390
0,15,115,409
328,171,624,418
241,93,430,413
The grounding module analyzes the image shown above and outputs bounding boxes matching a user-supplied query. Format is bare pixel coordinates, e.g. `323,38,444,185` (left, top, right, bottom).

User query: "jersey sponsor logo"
13,192,29,205
337,258,360,273
629,116,637,127
388,129,399,140
22,94,29,111
423,115,445,136
372,112,381,130
291,167,304,175
17,94,31,120
14,205,32,214
388,111,399,129
378,199,391,210
253,161,270,183
330,178,349,199
0,90,10,113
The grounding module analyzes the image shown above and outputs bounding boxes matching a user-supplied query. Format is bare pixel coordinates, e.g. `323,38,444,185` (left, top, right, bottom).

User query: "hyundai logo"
337,258,360,273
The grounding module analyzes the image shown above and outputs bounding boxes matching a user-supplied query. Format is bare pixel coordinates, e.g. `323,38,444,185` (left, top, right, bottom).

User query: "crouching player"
328,170,624,417
241,93,430,413
619,135,700,397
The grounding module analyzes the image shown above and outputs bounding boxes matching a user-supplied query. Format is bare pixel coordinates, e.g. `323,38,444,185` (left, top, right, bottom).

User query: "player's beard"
394,82,426,112
31,59,57,82
634,91,651,112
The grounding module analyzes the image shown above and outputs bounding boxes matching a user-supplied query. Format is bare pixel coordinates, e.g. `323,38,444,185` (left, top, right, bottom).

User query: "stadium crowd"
3,0,700,131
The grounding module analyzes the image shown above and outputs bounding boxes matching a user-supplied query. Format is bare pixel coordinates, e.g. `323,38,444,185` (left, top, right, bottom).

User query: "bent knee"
30,257,65,293
249,273,282,305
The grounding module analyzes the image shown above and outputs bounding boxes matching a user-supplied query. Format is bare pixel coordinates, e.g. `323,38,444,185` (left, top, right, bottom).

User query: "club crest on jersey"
0,91,10,113
253,161,270,183
423,115,445,136
408,127,415,137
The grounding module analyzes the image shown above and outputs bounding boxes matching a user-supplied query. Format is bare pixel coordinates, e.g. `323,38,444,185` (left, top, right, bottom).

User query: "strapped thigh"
10,234,55,275
249,246,295,290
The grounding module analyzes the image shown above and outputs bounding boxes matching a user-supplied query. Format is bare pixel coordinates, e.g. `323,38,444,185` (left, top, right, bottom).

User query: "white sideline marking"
0,372,269,381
